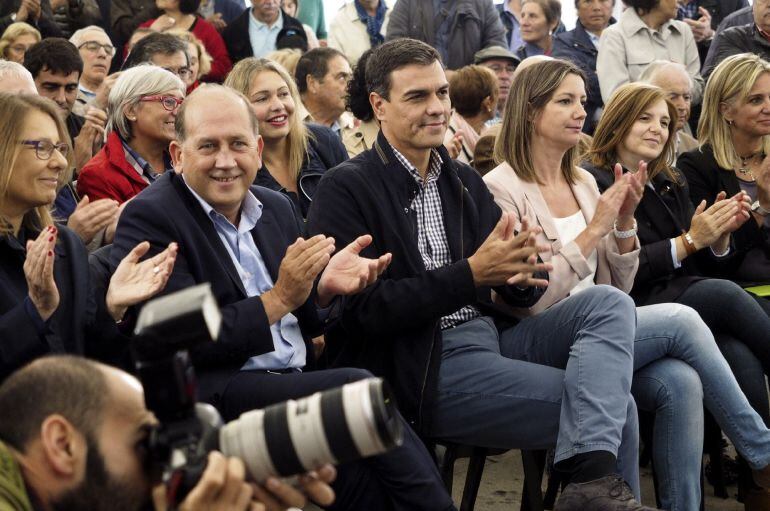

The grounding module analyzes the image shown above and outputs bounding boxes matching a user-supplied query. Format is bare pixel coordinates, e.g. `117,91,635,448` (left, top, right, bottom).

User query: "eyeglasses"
20,140,70,160
162,67,194,80
78,41,116,57
140,95,184,111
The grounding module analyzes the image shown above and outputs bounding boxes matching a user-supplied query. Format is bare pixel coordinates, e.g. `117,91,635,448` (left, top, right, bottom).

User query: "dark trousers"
220,367,456,511
677,279,770,425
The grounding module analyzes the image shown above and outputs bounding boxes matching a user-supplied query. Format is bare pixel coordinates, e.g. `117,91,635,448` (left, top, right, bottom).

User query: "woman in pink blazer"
483,58,770,511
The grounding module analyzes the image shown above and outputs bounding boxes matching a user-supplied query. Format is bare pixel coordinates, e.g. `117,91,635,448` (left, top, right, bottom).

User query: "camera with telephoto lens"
133,283,403,506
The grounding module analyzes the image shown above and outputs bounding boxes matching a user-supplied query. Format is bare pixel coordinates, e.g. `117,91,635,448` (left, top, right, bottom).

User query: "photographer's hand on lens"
316,234,392,307
467,212,552,287
67,195,120,244
263,235,335,323
153,452,262,511
25,226,60,321
106,241,177,321
251,464,336,511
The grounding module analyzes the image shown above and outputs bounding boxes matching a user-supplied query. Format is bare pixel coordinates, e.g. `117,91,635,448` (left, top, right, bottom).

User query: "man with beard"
0,355,336,511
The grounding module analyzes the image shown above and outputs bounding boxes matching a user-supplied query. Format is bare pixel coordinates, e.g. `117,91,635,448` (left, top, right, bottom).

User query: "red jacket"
140,16,233,83
77,131,149,204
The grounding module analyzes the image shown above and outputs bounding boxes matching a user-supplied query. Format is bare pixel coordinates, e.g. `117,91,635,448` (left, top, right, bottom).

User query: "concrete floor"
450,450,745,510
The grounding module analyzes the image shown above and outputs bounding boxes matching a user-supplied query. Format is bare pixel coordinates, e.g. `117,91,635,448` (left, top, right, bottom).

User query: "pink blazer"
483,162,640,317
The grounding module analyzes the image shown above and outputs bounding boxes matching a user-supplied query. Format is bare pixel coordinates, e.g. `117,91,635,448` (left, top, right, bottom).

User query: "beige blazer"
328,0,392,65
483,162,640,317
597,7,703,105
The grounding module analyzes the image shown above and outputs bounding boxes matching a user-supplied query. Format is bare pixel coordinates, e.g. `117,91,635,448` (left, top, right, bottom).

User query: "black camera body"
133,284,403,508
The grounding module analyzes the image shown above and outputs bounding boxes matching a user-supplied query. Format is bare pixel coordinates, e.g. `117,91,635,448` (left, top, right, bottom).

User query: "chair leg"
542,469,562,510
440,444,457,495
521,450,545,511
459,448,487,511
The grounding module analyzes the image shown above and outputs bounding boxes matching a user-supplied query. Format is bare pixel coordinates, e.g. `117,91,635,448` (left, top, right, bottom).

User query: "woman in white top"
483,58,770,511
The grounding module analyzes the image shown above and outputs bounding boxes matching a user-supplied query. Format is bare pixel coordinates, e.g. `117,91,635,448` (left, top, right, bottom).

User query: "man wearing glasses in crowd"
69,25,119,116
121,31,193,83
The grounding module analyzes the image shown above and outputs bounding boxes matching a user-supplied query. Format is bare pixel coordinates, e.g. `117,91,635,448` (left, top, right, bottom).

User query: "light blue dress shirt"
248,8,284,58
183,176,306,371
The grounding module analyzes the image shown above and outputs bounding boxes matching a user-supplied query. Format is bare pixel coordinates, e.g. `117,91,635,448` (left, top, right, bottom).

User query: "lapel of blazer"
172,174,249,296
516,178,561,244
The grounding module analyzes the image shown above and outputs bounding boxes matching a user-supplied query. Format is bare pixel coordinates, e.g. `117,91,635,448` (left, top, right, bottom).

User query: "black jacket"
702,23,770,80
678,145,770,283
585,162,735,305
0,225,126,382
0,0,63,38
306,132,544,434
222,9,305,64
255,123,348,218
111,172,331,403
552,19,615,135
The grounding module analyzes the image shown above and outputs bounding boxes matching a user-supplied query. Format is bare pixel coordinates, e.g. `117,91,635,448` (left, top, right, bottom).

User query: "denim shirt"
182,176,306,370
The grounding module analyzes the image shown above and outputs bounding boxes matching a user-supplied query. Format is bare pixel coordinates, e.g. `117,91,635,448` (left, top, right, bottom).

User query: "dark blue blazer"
110,172,330,402
552,19,615,135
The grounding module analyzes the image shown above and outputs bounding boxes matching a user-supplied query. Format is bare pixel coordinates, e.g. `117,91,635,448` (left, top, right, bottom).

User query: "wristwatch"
751,200,770,216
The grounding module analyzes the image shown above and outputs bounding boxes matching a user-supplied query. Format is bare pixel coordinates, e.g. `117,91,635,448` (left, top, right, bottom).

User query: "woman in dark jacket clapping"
584,82,770,509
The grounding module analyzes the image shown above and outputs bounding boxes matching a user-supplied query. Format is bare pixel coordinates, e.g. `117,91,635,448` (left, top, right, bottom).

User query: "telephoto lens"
219,377,402,482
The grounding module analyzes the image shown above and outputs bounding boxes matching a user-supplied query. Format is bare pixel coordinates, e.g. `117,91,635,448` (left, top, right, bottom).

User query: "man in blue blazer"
111,84,456,511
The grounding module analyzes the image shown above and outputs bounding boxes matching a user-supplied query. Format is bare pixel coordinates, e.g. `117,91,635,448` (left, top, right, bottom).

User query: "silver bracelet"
613,218,637,239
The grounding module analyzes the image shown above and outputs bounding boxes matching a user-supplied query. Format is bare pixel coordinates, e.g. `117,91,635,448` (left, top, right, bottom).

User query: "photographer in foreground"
0,355,335,511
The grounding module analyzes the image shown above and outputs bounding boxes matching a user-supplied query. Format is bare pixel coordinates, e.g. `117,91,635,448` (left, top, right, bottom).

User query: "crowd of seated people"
4,0,770,509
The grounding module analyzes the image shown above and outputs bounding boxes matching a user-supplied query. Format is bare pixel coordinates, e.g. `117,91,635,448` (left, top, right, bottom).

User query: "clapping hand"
683,7,714,42
24,225,60,321
316,235,392,306
616,161,647,221
67,195,119,244
105,241,177,321
467,212,553,287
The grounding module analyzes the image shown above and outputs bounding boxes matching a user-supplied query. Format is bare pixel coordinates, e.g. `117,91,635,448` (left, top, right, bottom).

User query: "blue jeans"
631,303,770,511
428,285,642,497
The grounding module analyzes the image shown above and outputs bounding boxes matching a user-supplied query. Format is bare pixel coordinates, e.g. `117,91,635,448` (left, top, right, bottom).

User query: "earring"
726,119,734,125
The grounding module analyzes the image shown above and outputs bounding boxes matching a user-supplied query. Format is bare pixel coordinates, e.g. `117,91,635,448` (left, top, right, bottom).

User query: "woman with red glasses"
77,65,185,204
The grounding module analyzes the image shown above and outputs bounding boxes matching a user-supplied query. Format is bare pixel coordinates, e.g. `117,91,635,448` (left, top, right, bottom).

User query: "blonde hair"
587,83,679,182
167,28,212,79
0,22,41,60
266,48,303,77
698,53,770,170
0,94,72,236
225,57,310,182
494,59,584,184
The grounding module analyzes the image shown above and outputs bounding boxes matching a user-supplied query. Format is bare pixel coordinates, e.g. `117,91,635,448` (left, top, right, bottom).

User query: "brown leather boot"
554,475,661,511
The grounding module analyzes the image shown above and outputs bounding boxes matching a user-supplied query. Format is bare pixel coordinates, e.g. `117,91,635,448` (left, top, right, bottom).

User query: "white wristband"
613,218,637,239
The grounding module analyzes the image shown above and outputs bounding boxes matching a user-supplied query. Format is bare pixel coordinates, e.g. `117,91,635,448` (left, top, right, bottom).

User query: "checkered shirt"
677,0,698,20
390,146,480,329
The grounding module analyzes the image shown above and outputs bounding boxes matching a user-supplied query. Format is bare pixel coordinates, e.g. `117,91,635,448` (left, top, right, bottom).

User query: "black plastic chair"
437,443,547,511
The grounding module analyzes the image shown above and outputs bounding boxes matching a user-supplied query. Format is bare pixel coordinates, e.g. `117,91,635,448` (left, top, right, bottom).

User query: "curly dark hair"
346,48,374,121
23,38,83,79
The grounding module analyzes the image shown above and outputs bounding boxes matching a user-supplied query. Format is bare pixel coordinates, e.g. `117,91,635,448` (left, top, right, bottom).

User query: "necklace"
737,151,764,181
